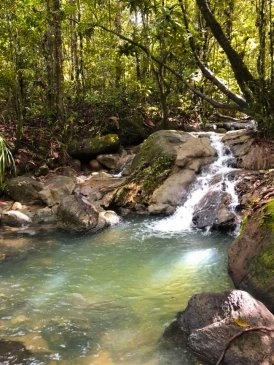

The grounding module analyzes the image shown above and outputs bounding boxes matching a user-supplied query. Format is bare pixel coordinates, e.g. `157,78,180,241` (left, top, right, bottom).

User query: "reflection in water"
0,217,233,364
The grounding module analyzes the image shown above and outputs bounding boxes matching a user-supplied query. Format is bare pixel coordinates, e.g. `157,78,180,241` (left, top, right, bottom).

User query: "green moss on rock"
68,134,120,159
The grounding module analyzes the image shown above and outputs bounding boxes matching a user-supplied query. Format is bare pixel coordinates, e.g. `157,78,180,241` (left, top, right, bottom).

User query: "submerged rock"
228,199,274,311
0,339,32,364
164,290,274,365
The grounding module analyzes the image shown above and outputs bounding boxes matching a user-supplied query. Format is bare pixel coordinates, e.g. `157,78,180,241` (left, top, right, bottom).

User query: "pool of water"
0,216,234,365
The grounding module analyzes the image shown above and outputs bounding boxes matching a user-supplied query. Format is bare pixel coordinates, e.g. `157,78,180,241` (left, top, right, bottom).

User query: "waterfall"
149,132,239,234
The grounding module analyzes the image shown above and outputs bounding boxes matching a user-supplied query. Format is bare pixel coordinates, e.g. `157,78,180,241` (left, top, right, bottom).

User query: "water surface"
0,216,233,364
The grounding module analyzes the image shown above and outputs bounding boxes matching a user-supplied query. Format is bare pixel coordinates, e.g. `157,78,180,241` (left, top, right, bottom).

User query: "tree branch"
216,326,274,365
95,23,243,111
178,0,248,109
195,0,256,100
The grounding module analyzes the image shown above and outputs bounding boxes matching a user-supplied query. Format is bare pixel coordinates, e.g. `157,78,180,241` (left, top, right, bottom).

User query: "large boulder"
164,290,274,365
38,175,75,206
6,176,43,204
68,134,120,160
57,194,103,232
192,190,236,231
223,130,274,170
228,199,274,311
112,130,216,214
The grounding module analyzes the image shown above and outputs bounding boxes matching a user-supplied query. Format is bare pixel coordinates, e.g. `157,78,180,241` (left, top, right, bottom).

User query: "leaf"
233,318,250,328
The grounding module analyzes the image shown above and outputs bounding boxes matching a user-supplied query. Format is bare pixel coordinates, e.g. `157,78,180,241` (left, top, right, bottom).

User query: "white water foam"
149,132,239,234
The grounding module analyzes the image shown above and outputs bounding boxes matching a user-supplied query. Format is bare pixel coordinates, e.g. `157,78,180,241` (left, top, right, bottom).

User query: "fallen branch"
216,326,274,365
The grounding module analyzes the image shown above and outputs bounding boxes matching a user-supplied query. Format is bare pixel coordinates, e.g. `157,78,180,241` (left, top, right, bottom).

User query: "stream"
0,218,233,365
0,132,237,364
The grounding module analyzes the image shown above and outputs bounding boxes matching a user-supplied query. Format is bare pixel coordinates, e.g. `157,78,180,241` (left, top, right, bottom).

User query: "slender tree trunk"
115,0,123,86
195,0,255,100
52,0,65,125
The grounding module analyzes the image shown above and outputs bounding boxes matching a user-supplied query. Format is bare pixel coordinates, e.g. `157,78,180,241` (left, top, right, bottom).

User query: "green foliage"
0,0,273,141
0,135,16,189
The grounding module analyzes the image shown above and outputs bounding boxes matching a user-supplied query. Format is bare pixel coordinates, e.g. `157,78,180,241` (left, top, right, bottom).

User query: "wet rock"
192,190,236,231
99,210,120,225
6,176,43,204
38,175,75,206
1,210,32,227
164,290,274,365
0,339,32,364
68,133,120,160
57,194,104,232
228,199,274,312
112,130,216,214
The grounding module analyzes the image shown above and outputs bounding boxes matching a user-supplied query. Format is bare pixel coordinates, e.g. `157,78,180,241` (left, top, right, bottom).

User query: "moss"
68,133,120,158
239,214,248,236
249,242,274,285
261,199,274,231
132,154,173,196
247,199,274,285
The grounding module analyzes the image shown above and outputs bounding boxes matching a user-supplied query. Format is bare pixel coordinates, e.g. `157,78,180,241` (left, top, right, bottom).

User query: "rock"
54,166,77,177
69,158,82,172
222,130,274,170
68,134,120,160
192,190,236,231
76,175,125,208
164,290,274,365
38,175,75,206
228,199,274,311
33,207,57,224
6,176,43,203
112,130,216,214
99,210,120,225
11,201,23,210
35,164,50,177
148,169,195,215
0,340,32,364
1,210,32,227
96,153,120,170
57,194,104,232
89,159,102,171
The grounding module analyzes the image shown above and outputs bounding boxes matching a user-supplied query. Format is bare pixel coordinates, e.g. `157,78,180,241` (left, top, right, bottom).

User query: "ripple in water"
0,216,233,364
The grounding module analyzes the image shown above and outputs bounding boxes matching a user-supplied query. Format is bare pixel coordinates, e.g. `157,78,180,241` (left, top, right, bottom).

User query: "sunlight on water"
0,217,233,364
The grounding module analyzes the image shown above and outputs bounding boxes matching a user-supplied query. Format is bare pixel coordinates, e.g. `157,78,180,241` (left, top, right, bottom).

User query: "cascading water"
150,132,239,234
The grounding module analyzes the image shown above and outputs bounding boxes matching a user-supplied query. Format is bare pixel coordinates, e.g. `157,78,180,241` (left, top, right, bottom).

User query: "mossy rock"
228,199,274,311
68,134,120,160
111,130,194,212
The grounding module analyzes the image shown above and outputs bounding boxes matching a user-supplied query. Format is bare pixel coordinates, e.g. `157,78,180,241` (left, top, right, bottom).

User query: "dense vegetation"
0,0,273,178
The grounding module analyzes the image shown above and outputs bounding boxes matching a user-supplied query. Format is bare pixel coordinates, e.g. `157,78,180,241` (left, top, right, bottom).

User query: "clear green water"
0,216,233,365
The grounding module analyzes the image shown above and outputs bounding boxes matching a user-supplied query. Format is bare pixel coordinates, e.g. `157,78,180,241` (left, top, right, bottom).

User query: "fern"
0,135,16,187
